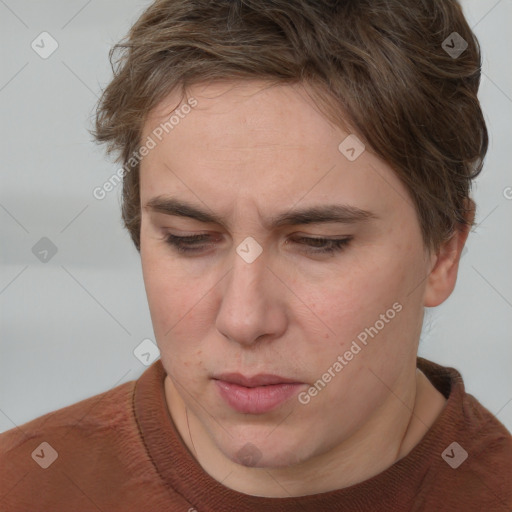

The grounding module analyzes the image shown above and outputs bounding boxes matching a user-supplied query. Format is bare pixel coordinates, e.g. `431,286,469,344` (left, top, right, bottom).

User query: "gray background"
1,0,511,434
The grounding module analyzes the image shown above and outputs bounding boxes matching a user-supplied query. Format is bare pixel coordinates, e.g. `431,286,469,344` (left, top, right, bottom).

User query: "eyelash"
164,234,352,256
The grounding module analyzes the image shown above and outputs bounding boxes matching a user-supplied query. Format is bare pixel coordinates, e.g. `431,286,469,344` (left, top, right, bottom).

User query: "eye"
164,234,216,254
288,236,352,255
164,234,352,256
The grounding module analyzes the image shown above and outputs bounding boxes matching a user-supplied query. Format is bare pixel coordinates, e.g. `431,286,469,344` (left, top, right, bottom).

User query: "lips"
212,372,305,414
213,372,301,387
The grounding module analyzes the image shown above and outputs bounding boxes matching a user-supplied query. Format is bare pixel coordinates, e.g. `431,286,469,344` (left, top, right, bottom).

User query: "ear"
423,200,474,308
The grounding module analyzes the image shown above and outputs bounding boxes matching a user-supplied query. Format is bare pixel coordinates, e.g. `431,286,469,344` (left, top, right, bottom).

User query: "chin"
220,436,308,469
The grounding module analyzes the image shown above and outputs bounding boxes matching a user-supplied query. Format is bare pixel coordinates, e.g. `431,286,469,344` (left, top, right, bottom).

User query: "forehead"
143,81,340,148
139,81,415,226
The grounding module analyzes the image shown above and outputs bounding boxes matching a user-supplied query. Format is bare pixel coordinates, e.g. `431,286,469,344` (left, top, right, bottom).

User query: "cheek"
294,257,422,424
141,247,198,341
310,262,402,328
303,246,424,363
142,252,211,380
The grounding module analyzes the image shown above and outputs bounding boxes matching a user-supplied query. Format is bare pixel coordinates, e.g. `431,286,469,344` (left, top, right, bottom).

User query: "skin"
138,81,469,498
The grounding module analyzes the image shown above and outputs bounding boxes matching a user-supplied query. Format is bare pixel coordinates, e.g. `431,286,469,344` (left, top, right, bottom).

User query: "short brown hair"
93,0,488,252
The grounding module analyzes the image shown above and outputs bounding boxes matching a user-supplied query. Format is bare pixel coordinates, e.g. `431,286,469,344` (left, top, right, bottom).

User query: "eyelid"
163,232,353,257
161,231,351,241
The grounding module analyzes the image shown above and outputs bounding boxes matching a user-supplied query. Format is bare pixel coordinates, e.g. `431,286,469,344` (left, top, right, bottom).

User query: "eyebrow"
144,196,377,229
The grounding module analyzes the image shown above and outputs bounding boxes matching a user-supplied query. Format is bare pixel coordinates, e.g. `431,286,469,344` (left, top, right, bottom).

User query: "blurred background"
1,0,511,433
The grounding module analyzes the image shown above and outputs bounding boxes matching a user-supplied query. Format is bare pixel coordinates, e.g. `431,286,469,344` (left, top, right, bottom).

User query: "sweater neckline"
133,357,464,511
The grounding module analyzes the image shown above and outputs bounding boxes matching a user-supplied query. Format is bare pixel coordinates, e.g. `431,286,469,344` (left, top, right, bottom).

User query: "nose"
215,242,286,347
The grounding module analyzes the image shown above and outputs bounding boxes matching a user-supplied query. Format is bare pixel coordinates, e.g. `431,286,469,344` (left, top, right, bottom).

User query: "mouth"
212,372,305,414
213,372,302,387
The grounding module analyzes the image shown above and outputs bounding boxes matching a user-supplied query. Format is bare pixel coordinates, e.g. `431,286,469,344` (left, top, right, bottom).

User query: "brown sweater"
1,357,511,511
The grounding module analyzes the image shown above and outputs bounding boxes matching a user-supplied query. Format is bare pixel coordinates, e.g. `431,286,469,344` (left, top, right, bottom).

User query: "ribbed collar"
133,357,464,511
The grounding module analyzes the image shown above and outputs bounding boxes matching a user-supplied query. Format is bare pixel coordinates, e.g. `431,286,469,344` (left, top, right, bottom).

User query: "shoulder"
458,392,512,494
0,378,156,509
417,357,512,509
434,393,512,510
0,378,136,454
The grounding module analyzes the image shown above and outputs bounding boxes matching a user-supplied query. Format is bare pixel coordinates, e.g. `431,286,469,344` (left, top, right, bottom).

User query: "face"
139,81,433,469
